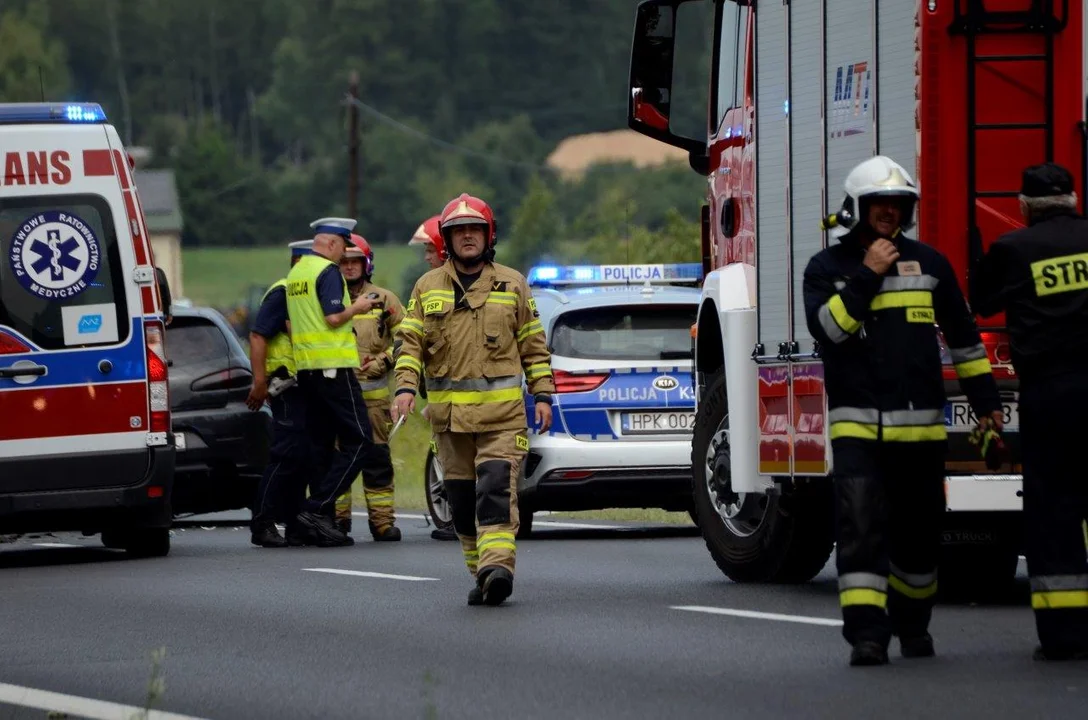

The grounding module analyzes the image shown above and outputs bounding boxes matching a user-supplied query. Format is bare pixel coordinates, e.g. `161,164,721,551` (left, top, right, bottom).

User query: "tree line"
0,0,709,282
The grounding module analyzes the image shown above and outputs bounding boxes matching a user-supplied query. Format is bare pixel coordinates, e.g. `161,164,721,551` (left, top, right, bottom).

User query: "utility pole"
348,71,360,219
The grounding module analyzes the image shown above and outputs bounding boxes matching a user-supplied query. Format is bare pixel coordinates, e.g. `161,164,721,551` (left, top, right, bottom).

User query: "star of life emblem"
8,211,101,300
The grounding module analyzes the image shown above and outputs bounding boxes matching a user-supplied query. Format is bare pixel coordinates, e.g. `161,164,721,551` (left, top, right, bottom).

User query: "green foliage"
15,0,715,289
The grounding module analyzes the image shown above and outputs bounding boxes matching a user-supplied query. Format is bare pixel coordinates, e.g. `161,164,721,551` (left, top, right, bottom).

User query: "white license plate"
621,411,695,434
944,401,1019,432
174,432,187,450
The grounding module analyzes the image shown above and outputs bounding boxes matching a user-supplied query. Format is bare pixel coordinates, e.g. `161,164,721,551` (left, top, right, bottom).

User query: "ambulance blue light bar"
527,263,703,287
0,103,108,125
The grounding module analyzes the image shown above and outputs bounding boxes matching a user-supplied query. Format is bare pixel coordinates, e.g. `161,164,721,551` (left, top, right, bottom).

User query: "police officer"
409,215,460,542
332,233,405,541
247,240,315,548
803,156,1003,666
285,217,394,547
392,194,555,606
972,162,1088,662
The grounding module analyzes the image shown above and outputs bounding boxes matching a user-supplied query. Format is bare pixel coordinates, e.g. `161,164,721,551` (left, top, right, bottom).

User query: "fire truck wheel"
691,372,834,583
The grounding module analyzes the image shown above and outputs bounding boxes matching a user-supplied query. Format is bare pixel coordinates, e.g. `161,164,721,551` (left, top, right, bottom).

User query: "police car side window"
0,194,128,349
551,305,695,361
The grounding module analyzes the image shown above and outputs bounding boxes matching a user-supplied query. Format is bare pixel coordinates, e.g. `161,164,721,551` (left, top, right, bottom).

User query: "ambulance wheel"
691,372,834,584
424,449,454,532
102,527,170,558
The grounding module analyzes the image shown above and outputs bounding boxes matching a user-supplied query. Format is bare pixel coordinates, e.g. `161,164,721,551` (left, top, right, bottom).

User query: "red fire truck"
627,0,1085,597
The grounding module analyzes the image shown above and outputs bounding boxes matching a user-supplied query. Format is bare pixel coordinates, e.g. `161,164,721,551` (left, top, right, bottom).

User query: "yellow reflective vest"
285,254,360,370
262,279,296,376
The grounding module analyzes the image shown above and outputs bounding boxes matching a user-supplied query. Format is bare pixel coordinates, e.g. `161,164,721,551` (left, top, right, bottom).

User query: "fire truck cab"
627,0,1085,597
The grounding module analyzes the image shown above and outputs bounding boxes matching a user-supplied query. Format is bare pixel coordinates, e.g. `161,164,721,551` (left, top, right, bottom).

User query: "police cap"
309,217,357,239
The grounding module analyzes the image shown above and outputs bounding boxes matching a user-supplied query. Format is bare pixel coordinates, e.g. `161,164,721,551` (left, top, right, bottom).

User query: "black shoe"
431,527,458,541
335,518,352,535
371,524,401,542
250,523,287,548
1033,645,1088,662
900,634,935,659
284,521,317,547
467,586,484,606
480,567,514,606
295,511,354,547
850,641,889,667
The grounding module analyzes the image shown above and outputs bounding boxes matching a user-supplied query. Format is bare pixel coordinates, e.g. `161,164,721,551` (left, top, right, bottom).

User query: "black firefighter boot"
369,521,402,542
849,641,889,667
251,522,288,548
900,633,936,659
478,567,514,607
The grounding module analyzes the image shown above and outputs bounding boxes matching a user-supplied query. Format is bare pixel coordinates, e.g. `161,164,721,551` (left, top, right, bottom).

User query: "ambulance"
0,103,175,557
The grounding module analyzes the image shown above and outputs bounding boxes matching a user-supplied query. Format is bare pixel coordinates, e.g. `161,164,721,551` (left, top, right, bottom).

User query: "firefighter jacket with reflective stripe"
285,254,360,370
262,279,296,377
972,210,1088,381
803,234,1001,442
350,280,405,403
394,261,555,433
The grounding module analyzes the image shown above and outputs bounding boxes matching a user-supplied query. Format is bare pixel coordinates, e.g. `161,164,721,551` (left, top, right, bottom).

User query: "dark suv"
166,307,270,516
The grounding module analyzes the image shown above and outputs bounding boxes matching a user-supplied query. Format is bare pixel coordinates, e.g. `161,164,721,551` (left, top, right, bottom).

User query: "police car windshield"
549,305,695,361
0,194,128,349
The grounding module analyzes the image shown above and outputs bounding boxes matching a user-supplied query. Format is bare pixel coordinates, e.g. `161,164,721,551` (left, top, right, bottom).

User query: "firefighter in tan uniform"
331,234,405,541
392,193,554,606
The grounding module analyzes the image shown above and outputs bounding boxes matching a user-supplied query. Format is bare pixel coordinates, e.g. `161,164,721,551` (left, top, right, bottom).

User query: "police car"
0,103,174,556
517,263,701,533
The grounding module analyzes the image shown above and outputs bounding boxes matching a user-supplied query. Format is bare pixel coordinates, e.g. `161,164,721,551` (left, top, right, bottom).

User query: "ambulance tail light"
553,369,608,394
145,321,170,432
0,332,31,355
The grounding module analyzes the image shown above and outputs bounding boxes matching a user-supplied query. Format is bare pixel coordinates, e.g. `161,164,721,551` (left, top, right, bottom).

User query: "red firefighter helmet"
439,193,497,247
408,215,445,258
343,233,374,276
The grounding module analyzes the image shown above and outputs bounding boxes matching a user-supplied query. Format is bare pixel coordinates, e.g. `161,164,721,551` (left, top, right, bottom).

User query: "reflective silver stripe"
949,343,987,364
1030,574,1088,592
879,275,938,292
890,563,938,588
817,304,850,344
838,572,888,592
833,280,846,290
359,375,389,391
425,375,523,392
828,407,880,424
882,409,945,427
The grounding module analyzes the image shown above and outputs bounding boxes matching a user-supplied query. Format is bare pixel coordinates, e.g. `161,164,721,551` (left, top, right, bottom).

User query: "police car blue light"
527,263,704,288
0,102,108,125
515,263,702,533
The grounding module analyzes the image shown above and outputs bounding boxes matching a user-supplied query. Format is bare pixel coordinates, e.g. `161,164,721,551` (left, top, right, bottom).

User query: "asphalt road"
0,513,1084,720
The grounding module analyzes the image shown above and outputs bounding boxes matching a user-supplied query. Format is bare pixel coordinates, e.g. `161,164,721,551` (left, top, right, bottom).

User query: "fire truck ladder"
951,0,1069,271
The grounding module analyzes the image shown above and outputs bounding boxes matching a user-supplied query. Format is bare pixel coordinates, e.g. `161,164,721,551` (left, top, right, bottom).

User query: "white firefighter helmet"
823,155,920,240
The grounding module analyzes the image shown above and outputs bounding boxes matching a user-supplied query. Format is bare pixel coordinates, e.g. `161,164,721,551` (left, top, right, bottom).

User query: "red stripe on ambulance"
82,149,114,177
0,382,147,441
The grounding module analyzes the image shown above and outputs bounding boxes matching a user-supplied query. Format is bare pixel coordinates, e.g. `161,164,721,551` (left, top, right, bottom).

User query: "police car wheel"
424,450,455,531
691,372,834,583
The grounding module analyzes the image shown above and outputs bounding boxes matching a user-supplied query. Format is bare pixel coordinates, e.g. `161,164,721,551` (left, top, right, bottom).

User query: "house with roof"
132,165,185,299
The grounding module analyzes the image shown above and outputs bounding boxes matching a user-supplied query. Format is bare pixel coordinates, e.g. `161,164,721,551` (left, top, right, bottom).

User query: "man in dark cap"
973,162,1088,662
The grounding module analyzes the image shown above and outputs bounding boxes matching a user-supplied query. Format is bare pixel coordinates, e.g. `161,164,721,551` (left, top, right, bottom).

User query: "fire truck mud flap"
691,371,834,583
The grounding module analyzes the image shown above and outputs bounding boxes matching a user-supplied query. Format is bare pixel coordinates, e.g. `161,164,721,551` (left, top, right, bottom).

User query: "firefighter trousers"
333,400,396,531
252,384,309,528
832,438,945,649
435,428,528,579
296,369,393,515
1020,373,1088,654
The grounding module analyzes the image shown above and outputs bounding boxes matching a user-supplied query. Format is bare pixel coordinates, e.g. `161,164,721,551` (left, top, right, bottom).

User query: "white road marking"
32,542,80,548
671,605,844,627
0,681,208,720
351,510,620,531
304,568,439,582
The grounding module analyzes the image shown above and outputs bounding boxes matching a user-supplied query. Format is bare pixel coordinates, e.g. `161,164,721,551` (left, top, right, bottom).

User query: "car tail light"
553,369,608,393
553,470,595,480
191,367,253,392
0,332,31,355
145,321,170,432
